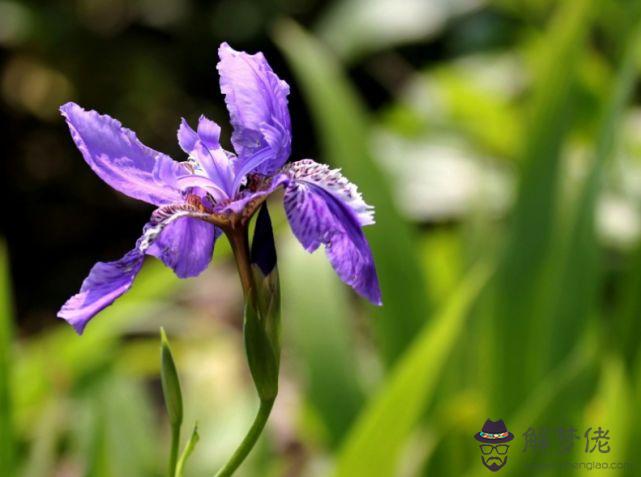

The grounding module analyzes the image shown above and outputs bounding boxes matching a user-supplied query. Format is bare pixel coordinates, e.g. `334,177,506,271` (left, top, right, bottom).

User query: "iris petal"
216,173,289,215
147,217,220,279
177,118,198,154
60,102,186,206
177,116,235,197
58,203,216,333
284,159,375,226
217,42,291,179
58,249,145,334
283,175,381,305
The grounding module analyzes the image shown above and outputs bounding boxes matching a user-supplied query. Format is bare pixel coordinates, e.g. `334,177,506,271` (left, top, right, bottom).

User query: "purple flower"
58,42,381,334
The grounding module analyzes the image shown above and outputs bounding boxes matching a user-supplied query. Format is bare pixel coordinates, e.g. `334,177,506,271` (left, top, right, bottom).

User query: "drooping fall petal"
58,203,213,333
283,163,381,305
284,159,375,226
147,217,221,279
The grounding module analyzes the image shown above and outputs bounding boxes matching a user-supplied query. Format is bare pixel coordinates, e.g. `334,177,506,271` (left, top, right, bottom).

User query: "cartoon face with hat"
474,419,514,472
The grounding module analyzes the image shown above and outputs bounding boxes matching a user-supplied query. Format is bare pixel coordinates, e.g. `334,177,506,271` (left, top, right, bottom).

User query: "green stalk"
215,225,279,476
169,424,180,477
214,398,275,477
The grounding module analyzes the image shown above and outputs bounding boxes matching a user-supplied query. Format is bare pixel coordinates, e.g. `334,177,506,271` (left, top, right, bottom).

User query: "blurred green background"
3,0,641,475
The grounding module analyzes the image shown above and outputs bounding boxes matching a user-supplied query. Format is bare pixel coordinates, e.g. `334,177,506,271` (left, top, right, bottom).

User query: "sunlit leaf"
334,261,491,477
280,236,365,446
489,0,595,415
175,424,200,477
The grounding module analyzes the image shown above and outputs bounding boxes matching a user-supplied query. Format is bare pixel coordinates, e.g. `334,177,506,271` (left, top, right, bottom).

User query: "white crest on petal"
283,159,375,226
138,203,211,253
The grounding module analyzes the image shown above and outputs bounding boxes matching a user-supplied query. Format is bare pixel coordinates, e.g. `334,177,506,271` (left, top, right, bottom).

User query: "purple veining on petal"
284,159,375,226
147,217,221,278
58,43,382,335
217,42,292,181
178,117,199,153
196,115,221,149
58,203,214,334
283,167,381,305
60,102,187,206
230,147,275,193
58,249,145,334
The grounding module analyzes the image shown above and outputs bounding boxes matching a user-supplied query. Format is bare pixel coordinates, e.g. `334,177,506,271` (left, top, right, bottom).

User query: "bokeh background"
2,0,641,475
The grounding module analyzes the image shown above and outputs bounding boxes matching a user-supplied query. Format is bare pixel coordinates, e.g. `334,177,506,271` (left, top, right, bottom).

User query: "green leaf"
489,0,596,415
274,20,431,364
280,237,365,446
334,261,492,477
20,400,64,477
175,424,200,477
92,375,158,477
0,239,14,474
579,356,632,467
460,328,599,477
543,4,641,370
607,15,641,366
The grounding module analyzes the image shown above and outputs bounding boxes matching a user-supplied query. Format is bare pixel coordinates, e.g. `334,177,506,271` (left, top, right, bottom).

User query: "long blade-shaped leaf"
461,328,599,477
490,0,595,415
274,21,430,364
334,262,491,477
280,237,365,446
543,5,641,371
175,424,199,477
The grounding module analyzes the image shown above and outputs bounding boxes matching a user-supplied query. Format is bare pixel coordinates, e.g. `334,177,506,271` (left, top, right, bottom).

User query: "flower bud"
160,328,183,428
244,298,279,401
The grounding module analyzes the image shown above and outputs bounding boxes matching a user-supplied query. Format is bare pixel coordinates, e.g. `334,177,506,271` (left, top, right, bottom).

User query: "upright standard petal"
58,203,213,334
217,43,292,181
177,116,235,197
283,168,381,305
61,102,186,206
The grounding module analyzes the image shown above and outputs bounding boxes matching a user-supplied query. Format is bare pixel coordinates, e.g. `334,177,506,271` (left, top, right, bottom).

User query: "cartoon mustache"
485,457,503,464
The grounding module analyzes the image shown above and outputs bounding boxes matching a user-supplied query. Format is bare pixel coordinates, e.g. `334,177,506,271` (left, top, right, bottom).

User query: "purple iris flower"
58,43,381,334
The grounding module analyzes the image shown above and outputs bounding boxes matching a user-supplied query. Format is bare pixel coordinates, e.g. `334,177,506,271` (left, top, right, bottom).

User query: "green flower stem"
169,424,180,477
214,398,275,477
219,225,278,476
